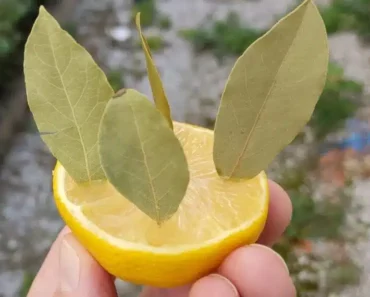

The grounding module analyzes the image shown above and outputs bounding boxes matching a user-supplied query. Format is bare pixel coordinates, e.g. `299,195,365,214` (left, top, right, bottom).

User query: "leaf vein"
229,12,306,177
46,29,92,181
129,102,160,221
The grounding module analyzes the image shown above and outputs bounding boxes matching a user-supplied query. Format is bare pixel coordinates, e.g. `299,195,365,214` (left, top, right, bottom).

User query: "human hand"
27,180,295,297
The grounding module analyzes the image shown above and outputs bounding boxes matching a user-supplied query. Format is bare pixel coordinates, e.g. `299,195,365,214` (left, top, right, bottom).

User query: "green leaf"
99,89,189,224
135,13,173,129
213,0,329,179
24,6,114,183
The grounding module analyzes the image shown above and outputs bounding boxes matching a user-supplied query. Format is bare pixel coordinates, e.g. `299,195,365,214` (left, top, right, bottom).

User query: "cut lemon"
53,122,269,287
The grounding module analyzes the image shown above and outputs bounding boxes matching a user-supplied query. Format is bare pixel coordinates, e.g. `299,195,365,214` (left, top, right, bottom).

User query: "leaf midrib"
46,26,91,181
129,102,160,222
228,6,308,177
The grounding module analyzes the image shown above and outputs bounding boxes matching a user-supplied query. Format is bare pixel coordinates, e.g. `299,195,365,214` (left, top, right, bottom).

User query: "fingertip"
219,245,296,297
250,244,289,272
190,274,239,297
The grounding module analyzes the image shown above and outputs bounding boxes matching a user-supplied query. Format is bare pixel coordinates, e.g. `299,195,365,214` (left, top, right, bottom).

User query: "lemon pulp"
63,123,266,247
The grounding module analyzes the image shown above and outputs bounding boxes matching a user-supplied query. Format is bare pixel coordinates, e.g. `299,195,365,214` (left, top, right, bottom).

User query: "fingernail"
59,238,80,292
249,244,290,273
209,274,239,296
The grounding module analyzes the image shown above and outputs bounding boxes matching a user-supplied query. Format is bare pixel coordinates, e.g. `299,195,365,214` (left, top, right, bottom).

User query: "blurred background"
1,0,370,296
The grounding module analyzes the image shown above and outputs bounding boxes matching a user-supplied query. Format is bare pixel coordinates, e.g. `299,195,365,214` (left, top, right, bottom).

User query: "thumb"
53,233,117,297
28,229,117,297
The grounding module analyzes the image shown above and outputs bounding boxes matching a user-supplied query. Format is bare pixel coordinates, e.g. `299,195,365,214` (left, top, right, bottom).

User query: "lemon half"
53,122,269,287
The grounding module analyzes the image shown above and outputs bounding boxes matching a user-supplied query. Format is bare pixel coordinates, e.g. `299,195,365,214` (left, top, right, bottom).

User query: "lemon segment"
53,122,269,287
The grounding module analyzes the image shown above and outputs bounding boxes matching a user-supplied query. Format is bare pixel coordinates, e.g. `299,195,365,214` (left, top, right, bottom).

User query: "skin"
27,180,295,297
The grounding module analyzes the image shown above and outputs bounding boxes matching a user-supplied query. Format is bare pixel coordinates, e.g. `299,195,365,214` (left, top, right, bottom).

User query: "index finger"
257,180,292,246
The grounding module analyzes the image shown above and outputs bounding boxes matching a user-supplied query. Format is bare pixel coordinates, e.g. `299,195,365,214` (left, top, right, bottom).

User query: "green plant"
19,272,35,297
107,70,125,92
64,21,78,38
274,168,362,296
0,0,55,96
158,15,172,30
310,62,363,139
131,0,157,27
320,0,370,40
137,35,165,51
180,12,263,59
285,192,348,242
0,0,31,58
0,0,34,95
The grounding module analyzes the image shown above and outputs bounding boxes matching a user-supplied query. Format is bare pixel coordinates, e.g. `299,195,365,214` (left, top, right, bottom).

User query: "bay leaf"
213,0,329,179
99,89,189,224
24,6,114,182
135,13,173,129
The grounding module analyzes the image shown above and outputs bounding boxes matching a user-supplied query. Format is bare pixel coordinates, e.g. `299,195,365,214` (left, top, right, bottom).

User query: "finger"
257,180,292,246
219,244,296,297
53,233,118,297
27,228,117,297
139,274,239,297
27,227,71,296
189,274,239,297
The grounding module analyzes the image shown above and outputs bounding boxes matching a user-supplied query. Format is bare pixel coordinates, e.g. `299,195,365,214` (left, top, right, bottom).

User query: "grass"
179,12,262,59
0,0,36,95
158,15,172,30
0,0,59,96
320,0,370,41
132,0,157,27
274,167,362,296
107,70,125,92
19,272,35,297
180,0,370,56
131,0,172,30
0,0,30,58
64,21,78,38
310,63,363,139
136,35,166,52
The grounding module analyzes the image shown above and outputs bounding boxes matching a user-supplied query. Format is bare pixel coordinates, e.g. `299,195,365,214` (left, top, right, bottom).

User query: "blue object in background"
320,119,370,155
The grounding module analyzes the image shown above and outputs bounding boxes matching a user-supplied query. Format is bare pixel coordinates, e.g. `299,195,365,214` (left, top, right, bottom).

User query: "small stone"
7,239,18,250
107,26,132,42
0,270,24,297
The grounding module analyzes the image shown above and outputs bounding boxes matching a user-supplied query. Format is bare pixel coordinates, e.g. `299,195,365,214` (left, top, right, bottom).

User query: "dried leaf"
24,6,114,182
135,13,173,129
213,0,329,179
99,89,189,224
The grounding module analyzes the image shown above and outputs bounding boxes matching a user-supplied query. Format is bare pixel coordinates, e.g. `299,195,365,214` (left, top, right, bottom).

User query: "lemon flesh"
54,122,269,287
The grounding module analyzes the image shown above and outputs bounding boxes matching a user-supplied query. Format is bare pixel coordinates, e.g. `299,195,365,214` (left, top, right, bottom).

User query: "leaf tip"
38,5,48,16
135,12,141,28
